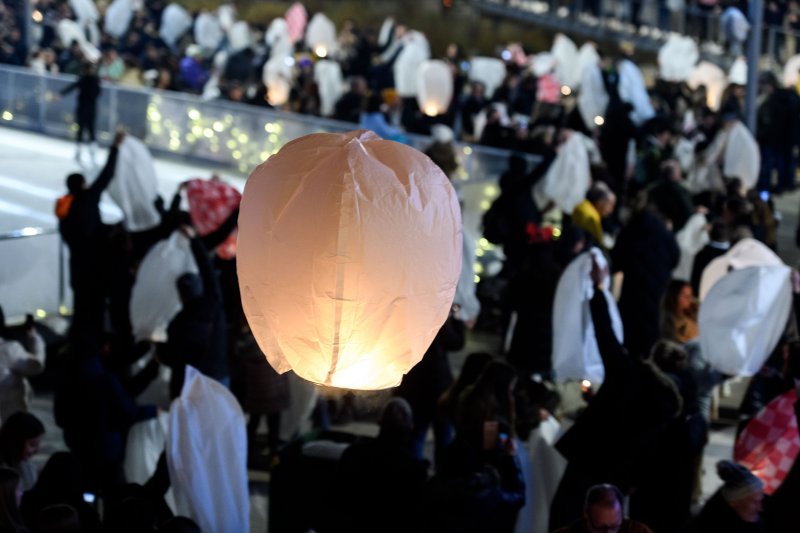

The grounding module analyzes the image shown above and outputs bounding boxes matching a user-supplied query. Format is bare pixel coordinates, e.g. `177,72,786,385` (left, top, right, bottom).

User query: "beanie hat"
717,460,763,503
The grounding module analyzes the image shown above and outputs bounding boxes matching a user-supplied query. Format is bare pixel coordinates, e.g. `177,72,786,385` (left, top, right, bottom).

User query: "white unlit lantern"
237,130,463,390
417,60,453,117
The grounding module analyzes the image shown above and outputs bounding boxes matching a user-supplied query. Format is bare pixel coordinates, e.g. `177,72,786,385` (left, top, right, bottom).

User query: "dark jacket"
161,237,228,398
60,74,101,117
684,491,763,533
612,209,680,357
690,243,728,296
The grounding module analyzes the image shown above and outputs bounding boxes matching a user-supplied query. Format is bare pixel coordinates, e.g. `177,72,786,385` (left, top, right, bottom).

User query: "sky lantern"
417,60,453,117
237,130,463,390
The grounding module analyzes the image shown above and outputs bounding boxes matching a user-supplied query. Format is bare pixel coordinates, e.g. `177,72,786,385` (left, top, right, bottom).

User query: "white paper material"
168,367,249,533
107,136,160,232
699,266,792,377
265,17,290,47
533,133,590,213
688,61,727,110
468,57,507,99
728,56,748,86
314,60,345,117
686,130,726,193
723,121,760,189
378,17,394,48
160,4,192,48
699,238,783,301
416,59,453,117
194,13,224,51
618,59,656,125
532,53,557,78
124,411,169,484
263,57,292,106
515,416,567,533
673,213,709,281
783,54,800,87
658,35,699,82
455,229,481,324
69,0,98,22
305,13,337,55
57,20,101,63
551,34,579,88
130,232,198,342
552,248,624,383
227,21,252,53
237,131,463,390
217,3,237,31
575,43,600,90
393,31,431,97
578,64,608,130
104,0,133,38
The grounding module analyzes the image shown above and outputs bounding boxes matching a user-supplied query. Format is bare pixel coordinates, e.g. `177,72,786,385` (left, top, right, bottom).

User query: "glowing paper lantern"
262,57,292,106
699,266,792,377
69,0,98,22
728,56,748,85
688,61,727,110
578,64,607,131
57,19,100,63
417,60,453,117
305,13,337,58
672,213,709,281
575,43,600,90
723,120,760,189
532,132,590,213
237,130,463,389
658,35,699,82
217,3,237,31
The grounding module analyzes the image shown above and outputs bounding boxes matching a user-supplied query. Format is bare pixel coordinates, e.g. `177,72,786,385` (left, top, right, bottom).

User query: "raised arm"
88,131,126,196
588,259,629,377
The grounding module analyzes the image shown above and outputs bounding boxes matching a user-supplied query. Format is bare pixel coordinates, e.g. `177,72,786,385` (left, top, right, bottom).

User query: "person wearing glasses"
553,484,652,533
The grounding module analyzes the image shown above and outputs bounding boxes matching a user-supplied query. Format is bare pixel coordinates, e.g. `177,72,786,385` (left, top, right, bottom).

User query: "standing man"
60,62,101,165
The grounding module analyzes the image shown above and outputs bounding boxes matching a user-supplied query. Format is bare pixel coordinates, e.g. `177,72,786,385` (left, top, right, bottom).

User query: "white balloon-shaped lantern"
688,61,727,110
394,31,431,98
658,35,699,82
305,13,337,58
159,3,192,49
194,13,224,51
237,131,463,390
262,58,292,107
417,60,453,117
468,56,506,99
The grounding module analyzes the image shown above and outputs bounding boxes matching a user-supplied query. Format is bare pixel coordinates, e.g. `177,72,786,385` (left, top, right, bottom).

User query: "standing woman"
60,62,101,165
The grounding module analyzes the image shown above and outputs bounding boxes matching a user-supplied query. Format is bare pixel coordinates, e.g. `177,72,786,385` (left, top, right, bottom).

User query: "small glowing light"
274,124,283,133
463,146,472,155
260,151,269,160
268,134,278,143
239,163,249,172
474,262,484,274
170,130,180,139
238,133,249,143
226,140,237,149
20,227,38,236
186,134,196,142
35,309,46,318
480,200,490,210
483,185,498,197
32,10,43,22
232,150,242,160
561,85,572,96
474,274,481,283
169,139,180,150
423,104,439,117
2,111,13,121
188,109,201,120
476,248,485,257
212,121,224,132
265,123,276,133
150,124,162,135
501,50,512,61
225,114,234,124
581,379,592,391
147,109,161,122
314,45,328,58
479,238,489,248
203,128,214,138
552,227,562,238
59,305,69,315
284,56,296,67
594,116,605,126
191,125,203,136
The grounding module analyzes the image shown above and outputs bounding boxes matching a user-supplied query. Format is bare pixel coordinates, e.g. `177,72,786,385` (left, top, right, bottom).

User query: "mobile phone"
760,190,770,202
83,492,96,504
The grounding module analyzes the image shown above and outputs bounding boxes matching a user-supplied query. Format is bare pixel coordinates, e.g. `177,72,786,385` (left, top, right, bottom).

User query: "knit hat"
717,460,763,502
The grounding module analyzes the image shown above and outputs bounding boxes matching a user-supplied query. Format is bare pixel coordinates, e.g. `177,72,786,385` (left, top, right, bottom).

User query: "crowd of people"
1,1,800,533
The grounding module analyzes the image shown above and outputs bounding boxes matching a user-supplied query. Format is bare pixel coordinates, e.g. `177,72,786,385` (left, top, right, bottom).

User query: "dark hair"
586,182,613,204
65,174,85,194
584,483,624,512
0,467,25,532
34,504,81,533
709,219,729,243
662,279,691,316
650,339,689,373
378,397,413,441
441,352,494,421
0,413,45,466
